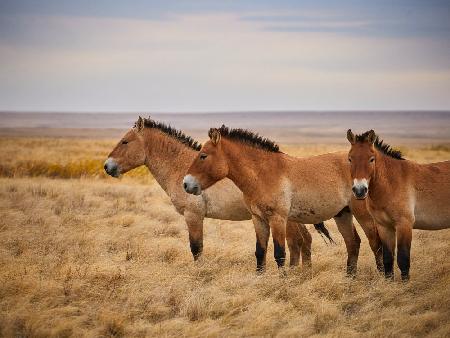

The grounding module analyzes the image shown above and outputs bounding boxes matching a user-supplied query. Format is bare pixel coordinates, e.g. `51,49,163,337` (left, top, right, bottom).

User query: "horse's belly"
288,193,346,223
414,196,450,230
413,214,450,230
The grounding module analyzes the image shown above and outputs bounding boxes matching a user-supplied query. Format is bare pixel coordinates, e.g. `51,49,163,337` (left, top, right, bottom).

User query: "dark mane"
356,131,404,160
137,117,202,151
213,125,280,153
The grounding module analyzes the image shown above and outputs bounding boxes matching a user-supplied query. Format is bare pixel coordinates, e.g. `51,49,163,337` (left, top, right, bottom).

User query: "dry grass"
0,138,150,181
0,136,449,337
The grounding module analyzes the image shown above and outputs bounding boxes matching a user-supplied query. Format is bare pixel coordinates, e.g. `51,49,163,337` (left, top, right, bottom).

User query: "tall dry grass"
0,136,449,337
0,138,150,181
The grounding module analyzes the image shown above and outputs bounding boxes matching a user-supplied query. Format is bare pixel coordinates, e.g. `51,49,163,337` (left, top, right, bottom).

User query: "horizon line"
1,109,450,115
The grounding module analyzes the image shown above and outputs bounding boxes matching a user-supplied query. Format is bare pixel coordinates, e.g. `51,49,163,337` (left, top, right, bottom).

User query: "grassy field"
0,136,449,337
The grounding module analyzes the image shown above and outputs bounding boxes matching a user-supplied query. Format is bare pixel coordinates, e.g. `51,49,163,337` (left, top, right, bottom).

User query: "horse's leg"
351,200,383,272
297,222,312,268
184,211,204,261
396,218,413,281
252,215,270,273
376,224,396,280
286,220,302,267
268,214,287,269
333,208,361,276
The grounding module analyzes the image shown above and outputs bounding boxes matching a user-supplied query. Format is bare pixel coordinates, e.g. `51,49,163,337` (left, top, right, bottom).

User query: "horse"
104,116,331,267
183,125,384,275
347,129,450,280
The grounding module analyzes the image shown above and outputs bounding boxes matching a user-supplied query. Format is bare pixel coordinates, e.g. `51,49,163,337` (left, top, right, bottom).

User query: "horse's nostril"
104,164,108,171
183,183,188,190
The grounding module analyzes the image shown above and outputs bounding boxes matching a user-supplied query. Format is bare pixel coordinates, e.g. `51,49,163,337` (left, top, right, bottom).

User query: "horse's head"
183,128,229,195
104,116,147,178
347,129,377,199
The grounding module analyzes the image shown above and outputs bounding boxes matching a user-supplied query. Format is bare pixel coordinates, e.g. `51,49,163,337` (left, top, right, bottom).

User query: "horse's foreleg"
363,224,384,273
351,200,383,272
252,215,270,273
377,224,396,280
268,215,287,269
286,220,302,267
334,208,361,276
184,211,204,261
396,218,413,281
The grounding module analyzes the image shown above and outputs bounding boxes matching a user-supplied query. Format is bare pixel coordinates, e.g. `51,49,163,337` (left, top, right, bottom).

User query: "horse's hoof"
256,267,265,275
384,273,394,281
346,266,357,278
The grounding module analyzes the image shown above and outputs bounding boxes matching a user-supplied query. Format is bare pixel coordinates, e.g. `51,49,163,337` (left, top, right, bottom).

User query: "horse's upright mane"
137,117,202,151
356,131,404,160
213,125,280,153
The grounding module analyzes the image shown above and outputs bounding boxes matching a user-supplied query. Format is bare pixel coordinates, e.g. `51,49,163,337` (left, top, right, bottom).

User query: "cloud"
0,2,449,111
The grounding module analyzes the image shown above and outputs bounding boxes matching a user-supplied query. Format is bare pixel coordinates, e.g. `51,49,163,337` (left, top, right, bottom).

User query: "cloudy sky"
0,0,449,112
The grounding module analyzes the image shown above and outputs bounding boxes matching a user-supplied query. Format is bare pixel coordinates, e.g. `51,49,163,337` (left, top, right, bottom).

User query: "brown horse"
184,126,384,274
104,116,328,267
347,129,450,280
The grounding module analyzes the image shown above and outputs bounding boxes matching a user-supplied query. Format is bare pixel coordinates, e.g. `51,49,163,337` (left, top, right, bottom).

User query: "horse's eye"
369,157,375,163
348,157,352,163
200,153,208,160
122,140,129,145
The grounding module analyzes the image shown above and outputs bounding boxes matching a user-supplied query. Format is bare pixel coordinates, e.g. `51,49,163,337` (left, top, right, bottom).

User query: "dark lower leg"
255,239,267,272
270,216,287,269
382,243,394,279
396,221,412,281
253,215,270,273
397,245,410,281
189,234,203,260
273,240,286,268
185,213,204,261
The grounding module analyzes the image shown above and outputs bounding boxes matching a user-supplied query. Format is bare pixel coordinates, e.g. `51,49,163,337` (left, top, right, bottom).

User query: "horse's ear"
135,116,144,132
208,128,221,146
367,130,376,144
347,129,355,144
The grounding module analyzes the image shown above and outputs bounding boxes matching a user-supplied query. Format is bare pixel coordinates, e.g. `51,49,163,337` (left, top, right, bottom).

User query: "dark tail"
314,222,336,245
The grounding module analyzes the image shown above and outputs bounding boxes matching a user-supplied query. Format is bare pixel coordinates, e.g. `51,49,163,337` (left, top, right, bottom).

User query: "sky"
0,0,449,112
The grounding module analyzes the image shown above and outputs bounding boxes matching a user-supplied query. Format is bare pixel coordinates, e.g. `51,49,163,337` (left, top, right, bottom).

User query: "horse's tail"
314,222,336,245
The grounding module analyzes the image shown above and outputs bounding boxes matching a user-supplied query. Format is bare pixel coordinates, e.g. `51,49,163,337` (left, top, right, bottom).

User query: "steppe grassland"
0,136,449,337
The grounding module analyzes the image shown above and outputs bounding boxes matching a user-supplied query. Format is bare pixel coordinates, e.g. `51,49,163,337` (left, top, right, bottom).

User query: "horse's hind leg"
286,221,312,268
333,207,361,276
286,221,302,267
252,215,270,273
297,222,312,268
184,211,204,261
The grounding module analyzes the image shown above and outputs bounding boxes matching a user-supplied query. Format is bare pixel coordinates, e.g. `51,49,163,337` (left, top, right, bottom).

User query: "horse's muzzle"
352,185,368,199
183,175,202,195
104,158,120,178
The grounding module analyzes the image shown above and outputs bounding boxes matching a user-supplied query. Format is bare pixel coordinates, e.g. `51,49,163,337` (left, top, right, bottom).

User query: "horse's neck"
143,130,196,195
223,139,281,196
370,153,401,197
